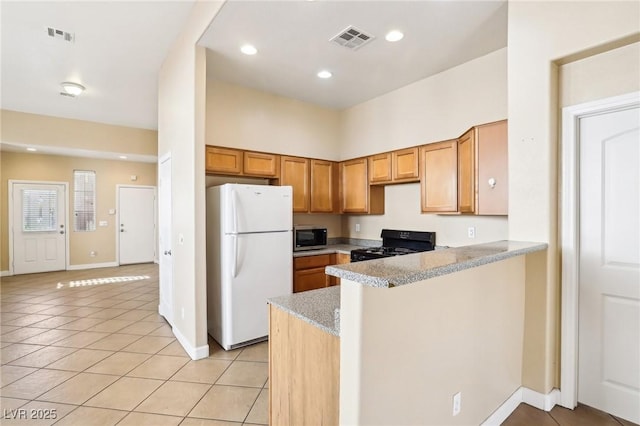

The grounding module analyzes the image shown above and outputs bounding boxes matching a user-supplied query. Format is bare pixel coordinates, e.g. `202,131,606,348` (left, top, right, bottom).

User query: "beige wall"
339,48,509,246
340,255,528,425
207,80,341,160
1,110,157,156
158,0,225,357
1,151,156,271
508,1,640,393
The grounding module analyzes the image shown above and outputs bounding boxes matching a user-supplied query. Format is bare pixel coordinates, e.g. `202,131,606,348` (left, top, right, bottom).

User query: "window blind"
74,170,96,232
22,189,57,232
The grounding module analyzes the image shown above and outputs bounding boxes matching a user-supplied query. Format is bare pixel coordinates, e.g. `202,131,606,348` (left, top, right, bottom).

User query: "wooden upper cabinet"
310,159,337,213
420,140,458,213
457,128,475,214
369,153,392,184
206,146,243,175
281,156,310,213
244,151,280,177
475,120,508,215
392,147,419,182
339,158,384,214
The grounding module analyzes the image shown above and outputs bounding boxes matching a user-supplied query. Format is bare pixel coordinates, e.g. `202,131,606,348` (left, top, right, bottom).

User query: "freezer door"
223,184,292,234
221,231,292,348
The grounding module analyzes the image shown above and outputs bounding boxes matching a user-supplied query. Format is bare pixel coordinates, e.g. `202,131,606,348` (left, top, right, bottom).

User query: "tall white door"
158,155,173,325
11,182,67,275
578,105,640,423
118,186,156,265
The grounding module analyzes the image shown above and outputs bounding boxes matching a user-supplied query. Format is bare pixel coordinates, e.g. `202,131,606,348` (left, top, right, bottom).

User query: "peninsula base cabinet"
269,305,339,426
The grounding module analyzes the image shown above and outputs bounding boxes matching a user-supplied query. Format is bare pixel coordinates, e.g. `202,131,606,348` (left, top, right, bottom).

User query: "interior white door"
158,155,173,325
578,105,640,423
118,186,156,265
12,182,67,275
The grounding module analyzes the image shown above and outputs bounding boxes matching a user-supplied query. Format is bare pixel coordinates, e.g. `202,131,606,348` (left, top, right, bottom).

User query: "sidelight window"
73,170,96,231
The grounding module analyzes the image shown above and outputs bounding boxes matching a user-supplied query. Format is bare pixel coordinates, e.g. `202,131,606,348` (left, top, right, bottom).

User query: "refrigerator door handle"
231,234,239,278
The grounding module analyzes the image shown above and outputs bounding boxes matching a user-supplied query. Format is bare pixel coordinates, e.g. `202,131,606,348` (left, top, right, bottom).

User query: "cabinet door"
458,128,476,213
244,152,280,177
420,140,458,212
206,146,243,175
281,156,310,213
392,147,419,182
369,153,392,184
293,267,328,293
310,160,337,213
340,159,384,214
476,120,508,215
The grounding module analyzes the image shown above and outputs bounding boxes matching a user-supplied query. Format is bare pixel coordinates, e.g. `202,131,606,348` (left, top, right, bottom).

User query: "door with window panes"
11,182,67,275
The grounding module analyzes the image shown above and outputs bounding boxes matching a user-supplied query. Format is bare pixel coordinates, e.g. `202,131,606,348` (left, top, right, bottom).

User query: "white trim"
8,179,70,276
0,141,157,164
560,91,640,410
1,270,11,277
172,324,209,360
115,184,158,266
482,387,560,425
67,261,118,271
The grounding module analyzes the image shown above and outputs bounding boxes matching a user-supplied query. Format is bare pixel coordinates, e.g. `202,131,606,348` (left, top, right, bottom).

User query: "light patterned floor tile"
188,385,260,423
0,327,48,343
37,372,119,405
56,317,105,331
53,406,127,426
51,331,109,348
83,376,163,410
171,358,231,384
1,344,46,363
117,321,162,336
180,419,241,426
0,369,76,399
0,365,37,387
20,329,78,345
86,319,134,333
8,346,77,368
244,388,268,425
85,352,151,375
208,340,242,361
121,336,174,354
45,349,113,372
117,412,183,426
126,354,189,380
236,342,268,362
114,310,153,321
86,333,141,351
216,361,268,388
28,316,77,329
135,380,211,416
157,340,189,357
0,397,30,412
2,401,78,426
3,314,52,327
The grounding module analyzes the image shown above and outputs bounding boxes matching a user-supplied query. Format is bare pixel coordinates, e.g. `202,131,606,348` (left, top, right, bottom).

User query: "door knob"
164,250,172,256
120,229,124,232
59,231,65,234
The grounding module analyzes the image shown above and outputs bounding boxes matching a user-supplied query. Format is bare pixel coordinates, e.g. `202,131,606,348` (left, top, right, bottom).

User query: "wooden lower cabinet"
269,305,340,426
293,254,335,293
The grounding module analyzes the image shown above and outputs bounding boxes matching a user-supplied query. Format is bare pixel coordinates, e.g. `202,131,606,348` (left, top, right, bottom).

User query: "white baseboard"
172,324,209,360
482,387,560,425
67,262,119,271
0,270,10,277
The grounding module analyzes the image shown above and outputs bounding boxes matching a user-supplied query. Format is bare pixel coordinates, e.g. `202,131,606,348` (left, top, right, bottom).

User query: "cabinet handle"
488,178,497,189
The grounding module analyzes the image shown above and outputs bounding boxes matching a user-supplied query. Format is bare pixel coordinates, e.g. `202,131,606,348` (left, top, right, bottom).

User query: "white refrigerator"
206,184,293,350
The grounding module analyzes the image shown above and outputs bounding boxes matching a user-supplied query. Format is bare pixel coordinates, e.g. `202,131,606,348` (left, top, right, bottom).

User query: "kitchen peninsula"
268,240,547,426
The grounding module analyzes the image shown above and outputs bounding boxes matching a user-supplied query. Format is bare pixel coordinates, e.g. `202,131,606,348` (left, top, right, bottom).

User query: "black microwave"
293,226,328,251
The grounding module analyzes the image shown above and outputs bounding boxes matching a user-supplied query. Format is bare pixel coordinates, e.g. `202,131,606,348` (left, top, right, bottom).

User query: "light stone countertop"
325,240,547,288
292,244,361,258
268,285,340,336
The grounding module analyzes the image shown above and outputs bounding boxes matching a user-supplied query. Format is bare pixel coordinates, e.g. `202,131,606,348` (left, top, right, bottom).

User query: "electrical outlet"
355,223,361,233
453,392,461,416
89,251,97,257
467,227,476,239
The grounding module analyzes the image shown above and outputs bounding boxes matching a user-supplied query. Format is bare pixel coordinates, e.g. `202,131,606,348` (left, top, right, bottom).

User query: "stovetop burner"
350,229,436,262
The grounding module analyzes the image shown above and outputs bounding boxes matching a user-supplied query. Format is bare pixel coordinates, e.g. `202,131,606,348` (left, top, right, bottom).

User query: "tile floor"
503,402,638,426
1,264,268,426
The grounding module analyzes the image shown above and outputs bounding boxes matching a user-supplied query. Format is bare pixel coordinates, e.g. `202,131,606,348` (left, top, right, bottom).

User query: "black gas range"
350,229,436,262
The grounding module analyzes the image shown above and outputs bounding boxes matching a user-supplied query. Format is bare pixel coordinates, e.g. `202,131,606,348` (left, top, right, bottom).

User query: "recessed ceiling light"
60,81,85,97
119,155,128,160
317,70,332,79
240,44,257,55
385,30,404,42
26,147,37,152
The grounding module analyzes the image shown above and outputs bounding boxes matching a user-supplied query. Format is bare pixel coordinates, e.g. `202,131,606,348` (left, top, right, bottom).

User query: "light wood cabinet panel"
458,128,475,213
281,156,309,213
369,153,392,184
420,140,458,213
476,120,508,215
243,151,280,177
310,159,338,213
392,147,419,182
293,254,335,293
332,252,351,286
205,146,242,175
339,158,384,214
269,305,339,426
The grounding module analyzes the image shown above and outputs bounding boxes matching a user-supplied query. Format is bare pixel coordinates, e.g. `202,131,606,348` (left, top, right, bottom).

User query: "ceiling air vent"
330,26,375,50
47,27,75,43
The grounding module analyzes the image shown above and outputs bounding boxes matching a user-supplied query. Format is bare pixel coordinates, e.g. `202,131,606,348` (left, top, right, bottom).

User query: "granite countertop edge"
325,240,548,288
268,286,340,337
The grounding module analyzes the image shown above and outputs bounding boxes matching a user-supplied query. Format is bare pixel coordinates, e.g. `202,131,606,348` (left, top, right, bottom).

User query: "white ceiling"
0,1,195,131
200,0,507,110
0,1,508,134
